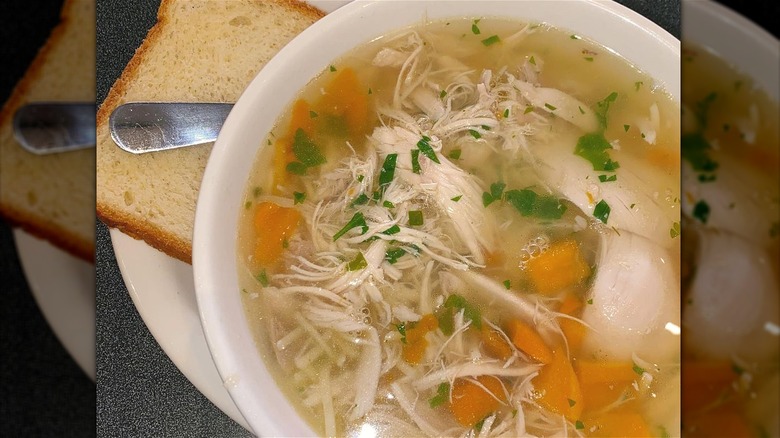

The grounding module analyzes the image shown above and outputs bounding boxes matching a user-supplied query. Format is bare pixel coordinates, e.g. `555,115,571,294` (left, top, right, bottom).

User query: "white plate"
108,0,350,431
14,229,95,380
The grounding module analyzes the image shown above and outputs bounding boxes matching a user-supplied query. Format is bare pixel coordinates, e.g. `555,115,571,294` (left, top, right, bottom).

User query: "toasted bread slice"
96,0,324,264
0,0,96,262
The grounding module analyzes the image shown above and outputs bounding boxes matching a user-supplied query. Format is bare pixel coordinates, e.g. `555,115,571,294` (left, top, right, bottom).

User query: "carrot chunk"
532,348,583,422
401,314,438,364
506,319,553,364
575,361,638,413
584,410,652,437
320,67,369,137
558,293,586,352
526,239,590,294
253,202,301,266
450,375,507,427
481,328,513,361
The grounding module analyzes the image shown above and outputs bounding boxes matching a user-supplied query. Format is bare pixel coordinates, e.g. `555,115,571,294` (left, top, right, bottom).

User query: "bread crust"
96,0,325,264
0,0,95,263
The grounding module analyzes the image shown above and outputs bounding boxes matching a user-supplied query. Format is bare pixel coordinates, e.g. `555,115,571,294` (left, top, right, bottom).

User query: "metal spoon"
13,102,96,155
109,102,233,154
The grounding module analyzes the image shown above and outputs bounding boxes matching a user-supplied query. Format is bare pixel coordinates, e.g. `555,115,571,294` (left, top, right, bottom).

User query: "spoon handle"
13,102,96,155
109,102,234,154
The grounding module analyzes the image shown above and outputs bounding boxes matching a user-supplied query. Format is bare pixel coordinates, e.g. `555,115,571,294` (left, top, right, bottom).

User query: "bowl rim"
193,1,681,435
682,0,779,100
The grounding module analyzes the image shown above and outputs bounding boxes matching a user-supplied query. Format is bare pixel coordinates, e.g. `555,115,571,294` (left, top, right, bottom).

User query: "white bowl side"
193,1,681,436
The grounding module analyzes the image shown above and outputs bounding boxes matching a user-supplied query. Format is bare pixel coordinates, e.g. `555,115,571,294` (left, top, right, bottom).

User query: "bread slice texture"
96,0,324,264
0,0,96,262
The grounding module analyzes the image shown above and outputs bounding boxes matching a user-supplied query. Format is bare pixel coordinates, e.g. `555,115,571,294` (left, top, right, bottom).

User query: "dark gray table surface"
0,1,95,436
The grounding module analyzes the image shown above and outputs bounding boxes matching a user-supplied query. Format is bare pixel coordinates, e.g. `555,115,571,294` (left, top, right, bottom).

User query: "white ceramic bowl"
193,1,679,436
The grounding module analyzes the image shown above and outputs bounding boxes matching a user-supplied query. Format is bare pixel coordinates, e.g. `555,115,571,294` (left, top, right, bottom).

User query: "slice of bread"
96,0,324,264
0,0,96,262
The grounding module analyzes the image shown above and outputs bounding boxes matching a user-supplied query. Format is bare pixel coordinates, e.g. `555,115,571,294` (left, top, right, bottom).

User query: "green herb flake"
570,34,581,40
587,298,593,305
244,201,252,210
429,382,450,408
357,175,365,182
383,200,395,209
416,136,440,164
333,212,368,241
503,279,511,289
505,189,567,220
584,56,594,62
670,221,681,238
256,270,269,287
693,200,710,224
623,124,630,132
632,363,646,375
379,153,398,189
411,149,421,174
286,128,326,175
698,173,717,183
440,89,447,99
482,182,506,207
529,55,536,65
474,418,486,432
544,103,557,111
629,203,636,209
568,398,577,407
635,81,643,91
594,91,618,130
396,322,407,343
408,210,424,226
347,252,368,271
448,149,462,160
267,139,272,146
293,191,306,204
382,225,401,235
351,193,369,206
443,294,482,329
282,239,289,249
329,65,337,72
253,186,262,198
524,105,535,114
575,420,585,430
503,108,510,118
574,132,620,171
469,129,481,139
481,35,501,46
598,174,617,182
451,195,463,202
385,247,406,264
309,110,318,118
593,200,611,223
368,88,372,95
471,19,481,35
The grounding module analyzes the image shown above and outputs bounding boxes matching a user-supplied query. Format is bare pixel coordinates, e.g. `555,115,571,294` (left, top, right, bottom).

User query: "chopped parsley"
378,153,398,189
482,182,506,207
357,175,364,182
524,105,535,114
529,55,536,65
481,35,501,46
635,81,643,91
598,174,617,182
351,193,369,206
440,89,447,99
623,124,630,132
448,149,462,160
682,132,719,172
632,363,646,375
575,133,620,171
471,19,481,35
333,212,368,241
593,199,611,223
503,108,510,118
584,56,594,62
416,136,440,164
438,294,482,335
293,191,306,204
408,210,424,226
544,102,557,111
256,270,269,287
244,201,252,210
451,195,463,202
329,65,337,72
382,200,395,209
395,322,407,343
693,200,710,224
587,298,593,305
503,279,511,289
309,110,318,118
347,252,368,271
429,382,450,408
568,399,577,407
505,189,567,220
253,186,262,198
286,128,326,175
594,91,618,130
382,224,400,235
670,221,681,238
575,420,585,430
385,247,406,264
469,129,482,139
411,149,421,174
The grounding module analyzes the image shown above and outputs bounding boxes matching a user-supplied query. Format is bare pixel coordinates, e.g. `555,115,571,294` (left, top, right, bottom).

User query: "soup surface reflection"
238,18,681,437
